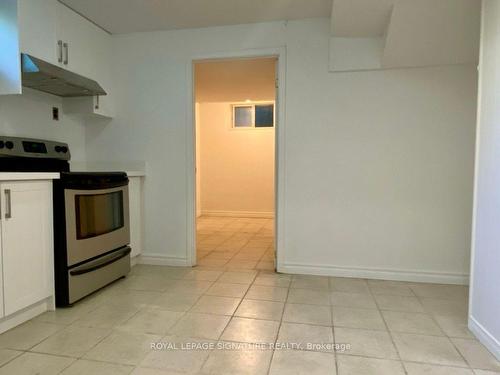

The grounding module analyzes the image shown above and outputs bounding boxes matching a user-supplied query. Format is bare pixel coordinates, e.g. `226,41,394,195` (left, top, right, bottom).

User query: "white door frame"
185,47,287,270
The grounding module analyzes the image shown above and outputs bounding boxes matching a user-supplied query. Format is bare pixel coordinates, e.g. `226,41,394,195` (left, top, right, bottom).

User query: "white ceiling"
59,0,332,34
195,58,276,103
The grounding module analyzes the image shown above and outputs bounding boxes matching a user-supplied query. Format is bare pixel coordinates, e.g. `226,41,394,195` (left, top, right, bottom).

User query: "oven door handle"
70,247,131,276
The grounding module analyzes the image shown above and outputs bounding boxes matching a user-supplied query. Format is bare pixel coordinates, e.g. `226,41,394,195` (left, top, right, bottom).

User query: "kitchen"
0,0,499,374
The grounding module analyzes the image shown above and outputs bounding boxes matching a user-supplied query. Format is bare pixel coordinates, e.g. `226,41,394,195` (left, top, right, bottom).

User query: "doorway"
192,56,278,271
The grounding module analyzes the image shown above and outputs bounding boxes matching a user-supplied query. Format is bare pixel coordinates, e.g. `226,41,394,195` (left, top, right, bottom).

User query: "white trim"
201,210,274,218
278,262,469,285
469,315,500,361
0,299,51,334
468,0,485,328
186,46,287,268
138,254,191,267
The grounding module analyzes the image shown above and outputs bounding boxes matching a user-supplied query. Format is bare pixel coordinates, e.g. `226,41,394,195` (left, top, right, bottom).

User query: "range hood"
21,54,107,97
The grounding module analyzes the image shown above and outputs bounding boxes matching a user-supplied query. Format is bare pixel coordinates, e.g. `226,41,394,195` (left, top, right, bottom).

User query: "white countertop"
0,172,60,181
126,171,146,177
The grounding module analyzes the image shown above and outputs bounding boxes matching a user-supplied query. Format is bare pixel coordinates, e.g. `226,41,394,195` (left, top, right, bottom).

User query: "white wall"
85,18,477,282
198,102,275,216
0,89,87,162
469,0,500,360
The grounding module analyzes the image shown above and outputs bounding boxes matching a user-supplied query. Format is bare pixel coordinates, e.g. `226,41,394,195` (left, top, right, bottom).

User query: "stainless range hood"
21,54,107,97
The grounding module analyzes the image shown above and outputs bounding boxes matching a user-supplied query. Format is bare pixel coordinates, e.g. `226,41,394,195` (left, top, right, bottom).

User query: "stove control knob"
0,141,4,149
55,146,62,152
5,141,14,150
61,146,68,153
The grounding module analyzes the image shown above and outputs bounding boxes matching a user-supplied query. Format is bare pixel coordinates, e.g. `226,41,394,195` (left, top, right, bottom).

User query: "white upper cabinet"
17,0,58,65
10,0,114,117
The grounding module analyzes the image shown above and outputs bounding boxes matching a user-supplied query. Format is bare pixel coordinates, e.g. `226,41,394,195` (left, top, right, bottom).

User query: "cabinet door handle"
57,40,63,63
5,189,11,219
63,42,69,65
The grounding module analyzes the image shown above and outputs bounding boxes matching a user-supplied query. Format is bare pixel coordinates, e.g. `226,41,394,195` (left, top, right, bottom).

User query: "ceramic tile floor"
0,217,498,374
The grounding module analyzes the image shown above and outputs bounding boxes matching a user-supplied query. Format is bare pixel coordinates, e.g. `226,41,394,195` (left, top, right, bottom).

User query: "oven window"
75,191,124,239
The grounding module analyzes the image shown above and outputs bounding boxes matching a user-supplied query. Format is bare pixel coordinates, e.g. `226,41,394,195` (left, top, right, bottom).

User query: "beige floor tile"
434,315,474,338
0,321,63,350
218,271,257,285
334,327,399,359
382,311,443,335
330,278,370,294
198,258,230,267
235,299,284,321
332,307,386,330
288,288,330,305
269,349,336,375
336,355,404,375
169,313,230,340
290,276,329,290
253,274,291,288
420,298,469,318
392,332,467,367
0,348,22,366
221,317,280,344
201,344,273,375
404,362,474,374
60,359,133,374
31,325,111,357
73,304,139,328
140,336,213,373
367,280,415,297
106,290,163,309
226,260,258,270
0,352,74,375
131,368,180,375
375,294,425,312
166,280,214,294
205,282,249,298
116,308,184,335
277,322,334,352
33,304,97,325
246,285,288,302
119,275,175,292
183,269,223,281
150,292,201,312
84,331,161,365
283,303,332,326
256,261,275,270
410,284,468,300
452,338,500,371
190,295,241,315
330,292,377,309
473,370,500,375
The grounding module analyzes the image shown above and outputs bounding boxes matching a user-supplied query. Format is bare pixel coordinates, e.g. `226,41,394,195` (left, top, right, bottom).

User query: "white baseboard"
278,262,469,285
138,254,191,267
469,315,500,361
0,299,51,334
201,210,274,218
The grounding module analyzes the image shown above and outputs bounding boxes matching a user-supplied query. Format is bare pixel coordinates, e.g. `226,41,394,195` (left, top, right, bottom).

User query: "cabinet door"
0,181,53,316
56,2,97,78
18,0,59,65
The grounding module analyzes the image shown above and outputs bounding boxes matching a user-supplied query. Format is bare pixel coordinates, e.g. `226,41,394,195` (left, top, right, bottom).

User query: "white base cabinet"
0,180,54,326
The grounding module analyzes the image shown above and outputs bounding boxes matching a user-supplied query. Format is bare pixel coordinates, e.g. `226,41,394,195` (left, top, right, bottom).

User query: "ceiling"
195,58,276,103
59,0,332,34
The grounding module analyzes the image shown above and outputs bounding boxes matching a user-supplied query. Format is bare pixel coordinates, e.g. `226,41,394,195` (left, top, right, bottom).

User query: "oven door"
65,185,130,266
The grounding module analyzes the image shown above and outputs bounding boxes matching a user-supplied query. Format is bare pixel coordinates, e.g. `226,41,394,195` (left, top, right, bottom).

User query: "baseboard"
0,299,51,334
278,262,469,285
138,254,191,267
201,210,274,218
469,315,500,361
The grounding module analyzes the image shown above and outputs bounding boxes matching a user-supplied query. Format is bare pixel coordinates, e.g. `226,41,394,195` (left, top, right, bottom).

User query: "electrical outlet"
52,107,59,121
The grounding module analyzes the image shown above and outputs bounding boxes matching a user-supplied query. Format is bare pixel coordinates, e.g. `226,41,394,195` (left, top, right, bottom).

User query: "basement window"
232,103,274,128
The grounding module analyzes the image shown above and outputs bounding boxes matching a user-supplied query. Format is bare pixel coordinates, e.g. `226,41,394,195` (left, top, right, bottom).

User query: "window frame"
231,101,275,130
